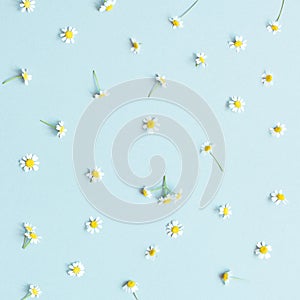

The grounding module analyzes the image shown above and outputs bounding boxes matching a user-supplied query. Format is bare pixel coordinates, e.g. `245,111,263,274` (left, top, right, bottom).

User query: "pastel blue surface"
1,0,299,299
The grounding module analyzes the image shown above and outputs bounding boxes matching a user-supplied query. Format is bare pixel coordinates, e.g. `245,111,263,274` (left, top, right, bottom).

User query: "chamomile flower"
228,96,245,113
86,167,104,183
262,72,274,87
145,245,160,260
155,74,167,87
219,204,232,219
68,262,85,277
23,222,36,233
195,52,207,67
221,270,232,285
229,36,247,52
20,0,35,13
270,189,287,205
143,116,160,134
141,187,152,198
255,241,272,259
169,17,183,29
267,21,282,34
85,216,103,234
21,68,32,85
158,194,174,205
94,90,109,99
166,220,183,239
130,38,141,54
200,141,213,154
24,231,42,245
123,280,139,294
22,284,42,299
60,26,78,44
269,122,286,138
56,121,67,138
99,0,116,12
174,189,183,201
20,154,39,172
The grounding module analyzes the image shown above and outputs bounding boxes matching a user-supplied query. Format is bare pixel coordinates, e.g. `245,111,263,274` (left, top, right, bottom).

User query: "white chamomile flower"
270,189,287,205
261,71,274,87
169,16,183,29
174,189,183,201
141,187,152,198
195,52,207,67
86,167,104,183
68,262,85,277
267,21,281,34
94,90,109,99
24,231,42,244
99,0,116,12
145,245,160,260
229,36,247,52
228,96,245,113
155,74,167,87
56,121,67,138
166,220,183,239
221,270,232,285
23,222,36,233
123,280,139,294
200,141,213,154
255,241,272,259
20,0,35,13
158,194,174,205
219,204,232,219
269,122,286,138
20,154,39,172
22,69,32,85
60,26,78,44
130,38,141,54
85,216,103,234
22,284,42,299
143,116,160,134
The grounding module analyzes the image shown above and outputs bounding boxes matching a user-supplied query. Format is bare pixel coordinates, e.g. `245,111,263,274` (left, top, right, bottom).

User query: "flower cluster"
22,223,41,249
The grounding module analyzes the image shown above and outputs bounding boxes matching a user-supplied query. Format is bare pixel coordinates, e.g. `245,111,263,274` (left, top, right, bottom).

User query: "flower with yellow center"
155,74,167,87
228,96,245,113
94,90,109,99
271,189,287,205
143,116,160,134
123,280,139,295
229,36,247,52
269,122,286,138
174,189,183,201
21,284,42,299
86,216,103,234
255,241,272,259
20,0,35,13
166,220,183,239
158,194,174,205
25,231,42,245
169,17,183,29
141,187,152,198
200,141,223,172
219,204,232,219
221,270,232,285
195,52,207,68
23,222,36,233
262,71,274,87
68,262,85,277
130,38,141,54
20,154,39,172
145,245,160,260
86,167,104,183
55,121,67,138
99,0,116,12
267,21,282,34
60,26,78,44
21,69,32,85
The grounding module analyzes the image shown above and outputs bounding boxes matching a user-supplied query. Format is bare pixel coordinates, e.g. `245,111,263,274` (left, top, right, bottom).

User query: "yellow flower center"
24,0,31,8
234,40,243,47
149,249,156,256
259,246,268,254
147,120,155,129
25,159,34,168
91,170,100,178
277,193,285,200
223,207,229,215
163,198,172,204
30,232,37,239
25,226,33,232
271,25,279,31
127,281,136,288
31,288,39,296
171,226,179,234
22,72,29,81
199,56,205,63
222,272,229,281
142,189,149,197
90,220,98,228
234,100,242,108
59,126,65,133
65,31,73,39
204,145,211,152
172,20,180,27
106,4,113,11
73,266,81,274
133,42,139,49
265,74,273,82
176,192,182,200
274,126,282,133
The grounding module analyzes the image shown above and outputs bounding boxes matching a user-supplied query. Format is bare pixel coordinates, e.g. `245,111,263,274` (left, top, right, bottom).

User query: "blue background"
1,0,299,299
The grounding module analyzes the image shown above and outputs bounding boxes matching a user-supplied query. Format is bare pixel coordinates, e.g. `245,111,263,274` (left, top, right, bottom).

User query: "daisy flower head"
23,222,36,233
228,96,245,113
94,90,109,99
267,21,281,34
22,284,42,299
68,262,85,277
123,280,138,294
262,71,274,87
86,167,104,183
229,36,247,52
270,189,287,205
174,189,183,201
195,52,207,67
200,141,213,155
166,220,183,239
60,26,78,44
155,74,167,87
20,154,39,172
141,187,152,198
86,216,103,234
130,38,141,54
143,116,160,134
255,241,272,259
20,0,35,13
269,122,286,138
219,204,232,219
56,121,67,138
169,16,183,29
99,0,116,12
21,69,32,85
221,270,232,285
158,194,174,205
24,231,41,245
145,245,160,260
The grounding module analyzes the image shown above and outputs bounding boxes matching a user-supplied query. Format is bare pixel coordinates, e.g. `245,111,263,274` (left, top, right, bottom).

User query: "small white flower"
99,0,116,12
269,122,286,138
145,245,160,260
123,280,139,294
85,216,103,234
228,96,245,113
23,222,36,233
28,285,42,298
56,121,67,138
25,231,42,244
158,194,174,205
130,38,141,54
20,0,35,13
229,36,247,52
169,16,183,29
219,204,232,219
155,74,167,87
221,270,232,285
267,21,281,34
270,190,287,205
141,187,152,198
20,154,39,172
174,189,183,201
200,141,213,155
86,167,104,183
94,90,109,99
21,69,32,85
195,53,207,67
255,241,272,259
166,220,183,239
68,262,85,277
262,71,274,87
60,26,78,44
143,116,160,133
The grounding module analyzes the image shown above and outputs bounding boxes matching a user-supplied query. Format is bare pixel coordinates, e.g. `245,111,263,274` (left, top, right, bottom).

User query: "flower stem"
40,120,56,129
22,237,31,249
93,70,101,92
21,293,31,300
2,75,22,85
232,276,247,281
133,292,139,300
179,0,199,18
149,186,163,192
276,0,285,21
210,152,224,172
147,82,159,97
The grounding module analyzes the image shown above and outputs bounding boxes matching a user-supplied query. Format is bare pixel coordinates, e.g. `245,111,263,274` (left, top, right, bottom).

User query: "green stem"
40,120,56,129
210,152,224,172
276,0,285,21
22,237,31,249
232,276,247,281
93,70,101,92
147,82,159,97
133,292,139,300
179,0,199,18
2,75,22,85
149,186,163,192
21,294,30,300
